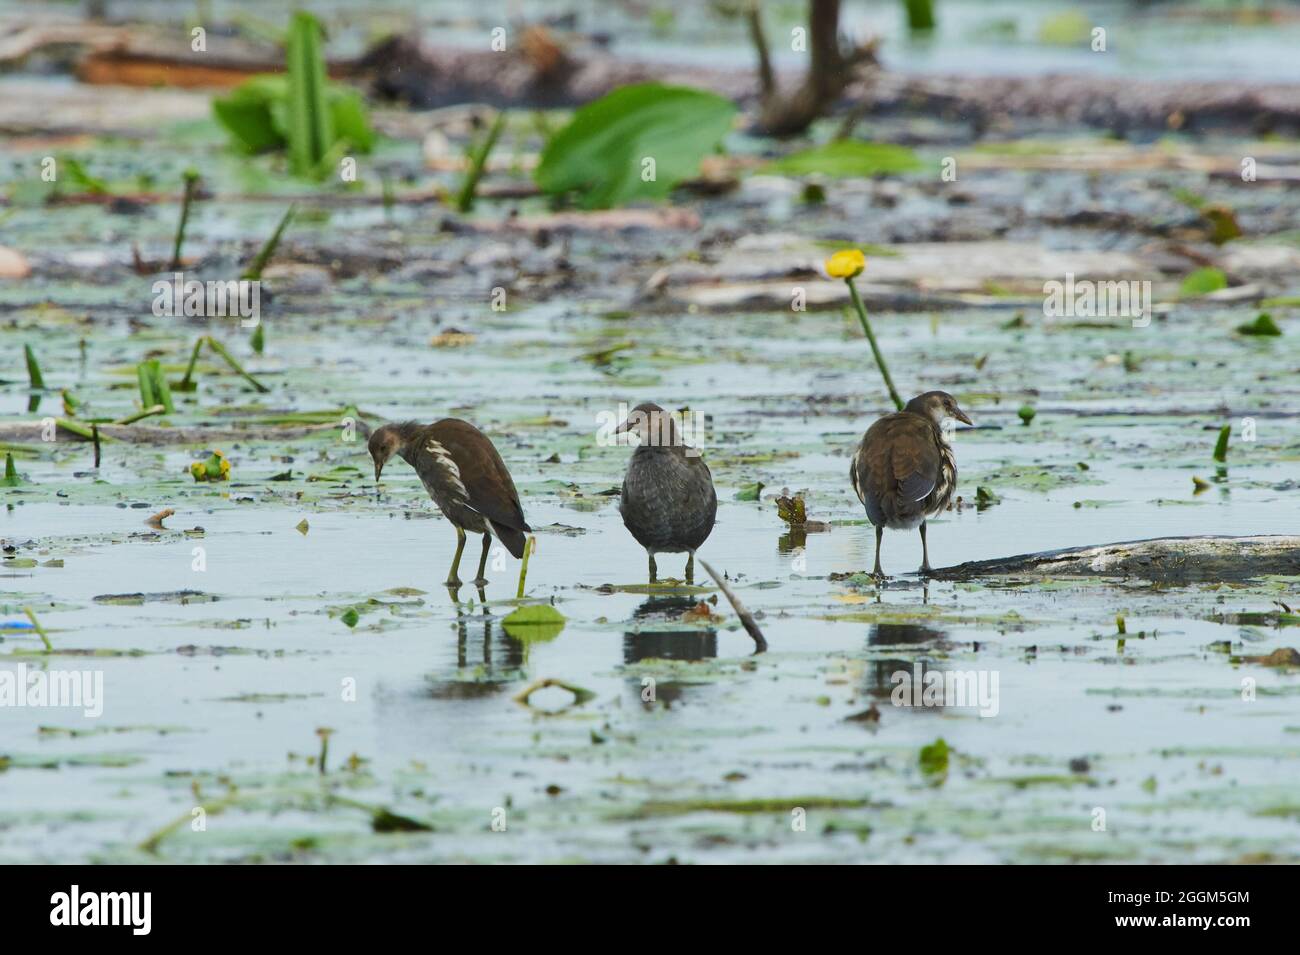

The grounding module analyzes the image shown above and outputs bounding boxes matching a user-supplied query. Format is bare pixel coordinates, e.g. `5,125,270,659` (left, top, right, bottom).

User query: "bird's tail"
491,521,530,559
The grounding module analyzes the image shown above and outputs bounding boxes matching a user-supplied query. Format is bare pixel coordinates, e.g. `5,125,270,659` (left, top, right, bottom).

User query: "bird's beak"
373,460,383,482
953,407,973,426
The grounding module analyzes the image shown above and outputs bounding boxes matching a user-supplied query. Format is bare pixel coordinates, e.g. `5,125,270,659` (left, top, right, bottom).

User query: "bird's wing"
432,419,530,533
888,417,941,501
860,414,940,503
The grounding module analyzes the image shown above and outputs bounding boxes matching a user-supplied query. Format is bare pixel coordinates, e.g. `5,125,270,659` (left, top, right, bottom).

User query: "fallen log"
0,421,347,445
930,536,1300,584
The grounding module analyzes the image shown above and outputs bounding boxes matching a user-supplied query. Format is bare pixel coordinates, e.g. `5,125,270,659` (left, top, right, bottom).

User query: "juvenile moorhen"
369,419,530,587
616,402,716,584
850,391,972,578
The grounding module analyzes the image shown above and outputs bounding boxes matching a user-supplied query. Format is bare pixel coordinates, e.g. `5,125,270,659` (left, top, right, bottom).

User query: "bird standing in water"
851,391,972,579
369,419,530,587
616,402,716,584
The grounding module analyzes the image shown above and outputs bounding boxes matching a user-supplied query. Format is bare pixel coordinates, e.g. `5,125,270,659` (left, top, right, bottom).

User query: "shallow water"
3,286,1298,862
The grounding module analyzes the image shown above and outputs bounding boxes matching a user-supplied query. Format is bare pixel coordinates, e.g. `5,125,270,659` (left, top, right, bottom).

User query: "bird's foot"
870,570,887,585
445,576,462,588
472,575,488,587
918,563,933,577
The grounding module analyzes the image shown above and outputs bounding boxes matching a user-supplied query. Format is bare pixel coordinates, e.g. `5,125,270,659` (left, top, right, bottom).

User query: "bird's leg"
919,521,932,575
447,526,466,587
648,552,658,584
872,526,884,582
473,531,491,585
685,552,695,584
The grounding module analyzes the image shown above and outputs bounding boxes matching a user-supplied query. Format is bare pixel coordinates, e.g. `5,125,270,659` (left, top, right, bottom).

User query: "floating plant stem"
2,452,21,487
168,169,201,271
136,360,174,414
242,203,296,281
845,286,903,411
316,727,333,776
516,534,536,599
902,0,936,32
455,110,506,214
204,337,269,393
178,337,204,391
1213,424,1230,462
24,344,45,390
23,607,52,652
114,404,166,426
55,417,96,440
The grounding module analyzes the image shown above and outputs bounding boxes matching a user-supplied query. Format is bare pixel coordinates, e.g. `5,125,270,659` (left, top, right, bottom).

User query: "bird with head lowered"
369,419,530,588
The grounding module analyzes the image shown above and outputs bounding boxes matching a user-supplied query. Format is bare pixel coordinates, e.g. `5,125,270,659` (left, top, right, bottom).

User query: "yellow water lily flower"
825,248,866,280
189,449,231,482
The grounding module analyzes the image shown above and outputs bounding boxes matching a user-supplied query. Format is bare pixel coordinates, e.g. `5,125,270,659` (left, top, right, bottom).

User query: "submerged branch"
698,557,768,652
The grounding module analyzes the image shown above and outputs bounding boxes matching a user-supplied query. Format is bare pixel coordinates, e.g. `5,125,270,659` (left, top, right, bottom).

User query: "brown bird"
850,391,972,578
369,419,530,587
616,402,716,584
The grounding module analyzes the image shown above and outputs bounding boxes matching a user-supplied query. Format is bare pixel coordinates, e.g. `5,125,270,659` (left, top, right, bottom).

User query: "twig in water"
697,557,767,653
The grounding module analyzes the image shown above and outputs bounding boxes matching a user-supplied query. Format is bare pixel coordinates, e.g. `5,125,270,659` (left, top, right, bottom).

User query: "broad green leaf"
502,604,566,643
764,140,923,178
329,90,376,153
212,77,287,154
1179,267,1227,297
536,83,736,209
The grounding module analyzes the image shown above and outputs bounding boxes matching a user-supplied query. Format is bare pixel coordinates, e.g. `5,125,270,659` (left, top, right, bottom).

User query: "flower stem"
845,278,903,411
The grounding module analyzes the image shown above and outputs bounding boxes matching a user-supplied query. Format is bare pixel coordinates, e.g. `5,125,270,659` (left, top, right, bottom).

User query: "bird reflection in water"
623,595,718,707
450,584,524,673
864,622,947,710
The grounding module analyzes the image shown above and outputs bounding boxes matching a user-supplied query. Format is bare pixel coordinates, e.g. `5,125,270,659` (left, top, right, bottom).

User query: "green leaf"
58,156,110,195
212,77,288,154
328,89,376,153
919,737,950,775
502,604,566,642
735,481,765,502
23,344,45,389
1236,313,1282,336
1213,424,1230,463
2,453,23,487
287,11,333,176
1179,267,1227,298
764,140,924,178
535,83,737,209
